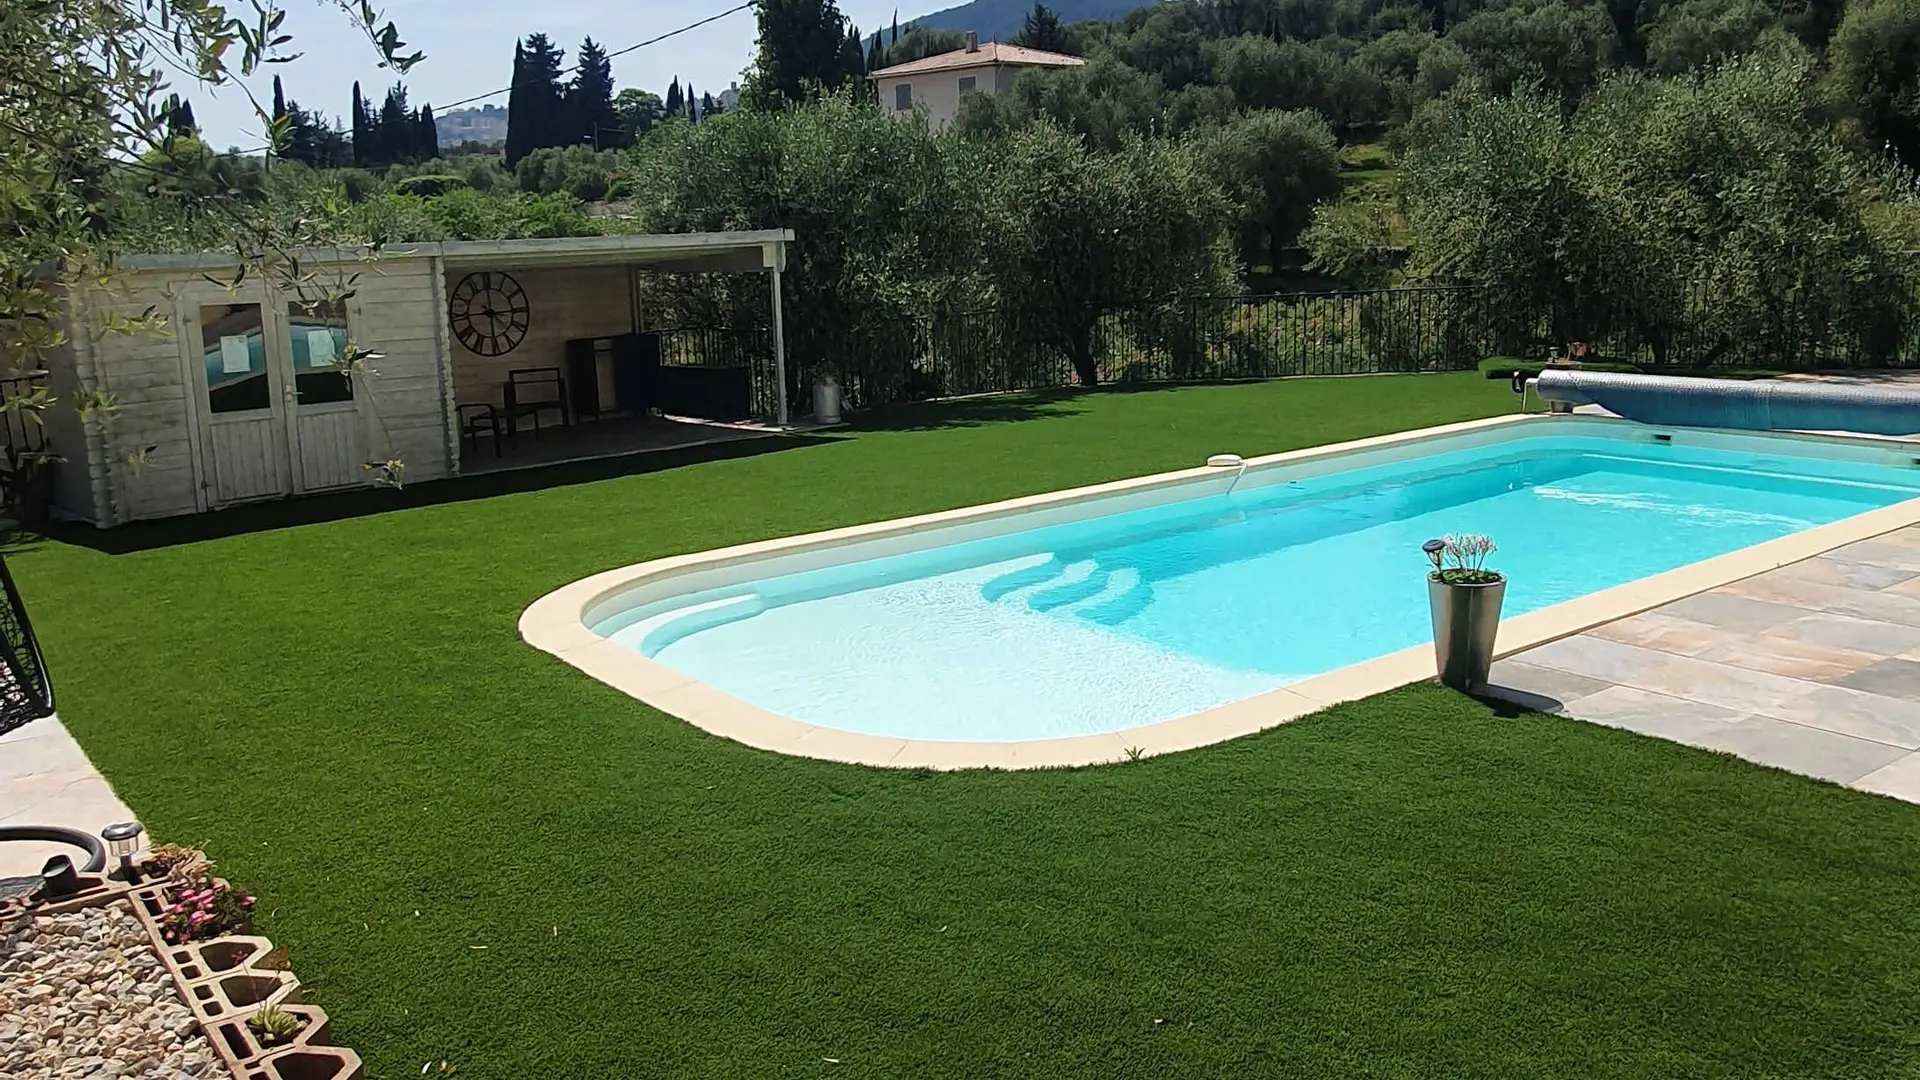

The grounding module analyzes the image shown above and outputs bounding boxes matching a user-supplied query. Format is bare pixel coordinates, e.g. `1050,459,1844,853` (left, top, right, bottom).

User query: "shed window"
287,298,354,404
894,83,913,111
201,304,269,413
957,76,977,94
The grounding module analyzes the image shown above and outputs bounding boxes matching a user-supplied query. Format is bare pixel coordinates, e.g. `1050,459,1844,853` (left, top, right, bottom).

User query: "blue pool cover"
1535,369,1920,436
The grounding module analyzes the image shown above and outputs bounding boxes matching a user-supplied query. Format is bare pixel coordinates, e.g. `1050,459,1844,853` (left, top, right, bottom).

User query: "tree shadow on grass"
845,382,1250,433
33,432,843,556
843,389,1093,432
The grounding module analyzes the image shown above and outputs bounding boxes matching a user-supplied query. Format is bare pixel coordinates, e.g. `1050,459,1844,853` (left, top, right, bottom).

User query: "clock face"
448,271,530,357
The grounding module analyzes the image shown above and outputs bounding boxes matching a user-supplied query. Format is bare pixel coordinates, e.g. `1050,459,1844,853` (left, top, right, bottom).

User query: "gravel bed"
0,904,221,1080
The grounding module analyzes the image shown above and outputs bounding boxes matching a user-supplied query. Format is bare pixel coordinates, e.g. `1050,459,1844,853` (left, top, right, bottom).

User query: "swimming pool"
525,416,1920,764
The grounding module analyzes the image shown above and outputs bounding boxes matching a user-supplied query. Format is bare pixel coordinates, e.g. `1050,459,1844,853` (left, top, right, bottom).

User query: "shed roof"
110,230,794,275
868,42,1086,79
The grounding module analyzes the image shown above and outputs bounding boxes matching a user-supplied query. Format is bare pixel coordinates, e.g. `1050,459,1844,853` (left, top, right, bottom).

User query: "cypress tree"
505,34,565,165
1016,4,1070,53
665,78,684,119
271,76,287,121
417,105,438,160
163,95,196,136
570,37,618,148
753,0,861,105
841,23,866,80
350,81,371,165
377,83,410,164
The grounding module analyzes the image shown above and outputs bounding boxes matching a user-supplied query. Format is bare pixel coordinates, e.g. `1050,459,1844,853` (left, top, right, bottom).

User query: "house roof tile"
868,42,1086,79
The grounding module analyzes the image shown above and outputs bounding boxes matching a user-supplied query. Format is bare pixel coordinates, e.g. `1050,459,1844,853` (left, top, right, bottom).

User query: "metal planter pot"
812,377,843,425
1428,575,1507,690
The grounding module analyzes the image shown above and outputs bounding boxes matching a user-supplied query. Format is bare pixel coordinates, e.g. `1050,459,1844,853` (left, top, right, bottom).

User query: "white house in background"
869,33,1085,128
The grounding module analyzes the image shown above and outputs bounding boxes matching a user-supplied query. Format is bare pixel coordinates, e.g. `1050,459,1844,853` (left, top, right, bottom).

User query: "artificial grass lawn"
16,373,1920,1079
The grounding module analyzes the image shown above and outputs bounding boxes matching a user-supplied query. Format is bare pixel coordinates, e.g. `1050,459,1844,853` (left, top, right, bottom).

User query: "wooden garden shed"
41,231,794,526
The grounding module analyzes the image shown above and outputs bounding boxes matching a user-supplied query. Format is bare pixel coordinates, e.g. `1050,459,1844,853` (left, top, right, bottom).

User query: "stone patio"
1489,523,1920,801
0,716,132,878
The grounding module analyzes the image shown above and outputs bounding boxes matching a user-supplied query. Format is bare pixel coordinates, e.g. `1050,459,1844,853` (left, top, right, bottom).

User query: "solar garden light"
1423,538,1446,573
102,821,145,884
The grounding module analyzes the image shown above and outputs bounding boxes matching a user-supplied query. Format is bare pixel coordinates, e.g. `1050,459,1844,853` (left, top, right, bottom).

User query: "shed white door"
192,297,365,507
283,298,365,491
196,302,293,504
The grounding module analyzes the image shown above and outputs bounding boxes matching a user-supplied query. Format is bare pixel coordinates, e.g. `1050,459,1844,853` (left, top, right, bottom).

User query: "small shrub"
393,174,470,198
247,1005,306,1047
147,843,213,883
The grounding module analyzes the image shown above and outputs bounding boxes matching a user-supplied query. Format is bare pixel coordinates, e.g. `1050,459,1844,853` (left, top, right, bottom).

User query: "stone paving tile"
1761,684,1920,749
1558,685,1743,743
1515,636,1674,684
1832,657,1920,700
1822,538,1920,572
1693,633,1879,682
1851,751,1920,802
1620,652,1823,717
0,715,131,877
1660,591,1814,631
1585,611,1724,657
1720,573,1907,620
1782,612,1920,657
1696,717,1911,785
1770,555,1920,592
1817,585,1920,626
1481,661,1612,714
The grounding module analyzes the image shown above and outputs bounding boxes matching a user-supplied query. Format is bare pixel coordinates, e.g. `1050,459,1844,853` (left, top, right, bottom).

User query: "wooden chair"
501,367,569,439
457,403,502,457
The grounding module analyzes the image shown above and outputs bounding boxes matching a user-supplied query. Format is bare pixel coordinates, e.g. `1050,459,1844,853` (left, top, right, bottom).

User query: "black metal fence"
655,326,779,421
652,278,1920,422
818,286,1494,411
1477,277,1920,372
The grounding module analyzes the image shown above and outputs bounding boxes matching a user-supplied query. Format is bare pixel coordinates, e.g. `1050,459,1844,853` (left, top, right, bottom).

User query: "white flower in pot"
1424,534,1506,690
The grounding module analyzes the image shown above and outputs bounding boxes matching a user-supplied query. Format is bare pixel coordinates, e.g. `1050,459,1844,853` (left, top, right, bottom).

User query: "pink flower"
189,911,212,924
241,897,255,907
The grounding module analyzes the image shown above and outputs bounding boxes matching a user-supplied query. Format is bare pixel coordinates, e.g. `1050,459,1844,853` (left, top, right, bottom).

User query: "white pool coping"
521,414,1920,769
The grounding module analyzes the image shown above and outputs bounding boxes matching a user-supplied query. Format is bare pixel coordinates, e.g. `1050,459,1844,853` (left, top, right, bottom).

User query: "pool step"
1027,560,1105,611
605,594,767,656
1072,570,1153,625
978,554,1065,602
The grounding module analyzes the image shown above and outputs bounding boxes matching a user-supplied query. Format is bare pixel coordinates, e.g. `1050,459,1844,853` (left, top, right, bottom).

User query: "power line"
435,3,754,113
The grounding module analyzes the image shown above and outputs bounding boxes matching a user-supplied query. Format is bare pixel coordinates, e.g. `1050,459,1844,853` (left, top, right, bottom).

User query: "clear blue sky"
191,1,927,150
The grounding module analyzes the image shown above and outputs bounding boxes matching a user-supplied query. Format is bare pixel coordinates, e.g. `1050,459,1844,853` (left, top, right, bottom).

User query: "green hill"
906,0,1153,44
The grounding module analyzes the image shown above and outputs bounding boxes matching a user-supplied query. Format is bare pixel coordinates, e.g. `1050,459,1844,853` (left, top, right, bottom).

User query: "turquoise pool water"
597,432,1920,741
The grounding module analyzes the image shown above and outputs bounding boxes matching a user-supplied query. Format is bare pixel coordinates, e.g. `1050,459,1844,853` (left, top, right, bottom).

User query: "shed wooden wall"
447,265,634,407
51,257,454,525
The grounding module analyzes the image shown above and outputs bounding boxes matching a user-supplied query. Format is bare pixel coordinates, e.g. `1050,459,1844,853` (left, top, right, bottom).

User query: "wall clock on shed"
448,271,530,356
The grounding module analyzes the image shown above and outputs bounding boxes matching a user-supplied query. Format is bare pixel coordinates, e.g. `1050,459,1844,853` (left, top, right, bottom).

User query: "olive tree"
1196,110,1344,271
1396,47,1914,365
1826,0,1920,173
1643,0,1775,75
625,93,982,402
976,123,1238,386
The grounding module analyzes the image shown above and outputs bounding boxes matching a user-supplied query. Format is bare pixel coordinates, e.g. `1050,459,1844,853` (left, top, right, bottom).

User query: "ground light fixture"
101,821,145,884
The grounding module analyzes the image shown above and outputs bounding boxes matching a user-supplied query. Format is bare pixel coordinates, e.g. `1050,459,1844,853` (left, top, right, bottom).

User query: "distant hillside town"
435,105,509,147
